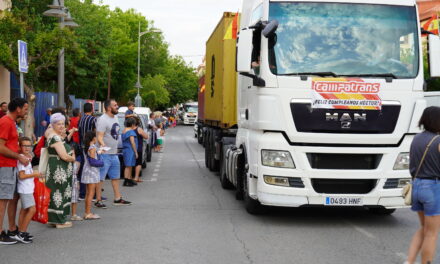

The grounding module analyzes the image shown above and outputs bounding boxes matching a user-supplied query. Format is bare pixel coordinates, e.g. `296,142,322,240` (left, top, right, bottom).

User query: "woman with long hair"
406,106,440,264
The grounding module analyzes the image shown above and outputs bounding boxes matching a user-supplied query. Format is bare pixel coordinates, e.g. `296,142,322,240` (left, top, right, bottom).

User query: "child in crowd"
70,157,83,221
155,123,165,152
122,117,138,187
81,131,101,220
16,137,44,244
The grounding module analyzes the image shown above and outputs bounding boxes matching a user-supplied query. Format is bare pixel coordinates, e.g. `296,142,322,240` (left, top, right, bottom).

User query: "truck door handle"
245,109,249,120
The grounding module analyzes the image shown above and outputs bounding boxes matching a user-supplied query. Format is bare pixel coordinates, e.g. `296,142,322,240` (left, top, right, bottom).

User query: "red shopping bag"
32,178,51,224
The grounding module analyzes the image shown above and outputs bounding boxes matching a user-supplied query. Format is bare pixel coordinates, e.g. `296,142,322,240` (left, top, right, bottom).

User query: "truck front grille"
312,179,377,194
290,103,400,134
307,153,382,170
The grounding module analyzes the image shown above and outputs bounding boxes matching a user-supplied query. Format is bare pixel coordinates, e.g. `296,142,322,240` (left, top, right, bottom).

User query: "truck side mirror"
262,20,279,38
429,34,440,77
236,29,253,73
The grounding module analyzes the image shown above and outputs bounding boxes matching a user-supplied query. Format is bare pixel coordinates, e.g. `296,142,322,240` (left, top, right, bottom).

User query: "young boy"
16,137,43,244
155,123,165,152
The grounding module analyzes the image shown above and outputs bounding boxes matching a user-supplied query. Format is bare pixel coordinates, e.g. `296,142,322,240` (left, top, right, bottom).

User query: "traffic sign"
18,40,28,73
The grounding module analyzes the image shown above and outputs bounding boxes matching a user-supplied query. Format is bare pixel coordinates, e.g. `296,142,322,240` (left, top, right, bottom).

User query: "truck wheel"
142,148,148,168
243,172,266,215
220,171,234,189
146,145,152,162
210,130,220,172
205,130,211,169
209,132,218,172
197,127,203,145
369,208,396,215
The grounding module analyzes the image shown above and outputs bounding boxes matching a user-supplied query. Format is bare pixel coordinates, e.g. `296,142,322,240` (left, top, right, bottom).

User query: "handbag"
38,147,49,175
402,135,440,206
32,178,51,224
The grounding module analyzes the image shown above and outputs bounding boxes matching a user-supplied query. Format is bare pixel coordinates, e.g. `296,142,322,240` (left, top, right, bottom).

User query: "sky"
101,0,242,67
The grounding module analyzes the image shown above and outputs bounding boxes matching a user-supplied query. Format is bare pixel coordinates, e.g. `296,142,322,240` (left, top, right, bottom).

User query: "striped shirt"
78,114,96,146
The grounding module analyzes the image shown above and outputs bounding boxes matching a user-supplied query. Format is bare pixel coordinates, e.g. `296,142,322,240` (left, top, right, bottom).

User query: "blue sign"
18,40,28,73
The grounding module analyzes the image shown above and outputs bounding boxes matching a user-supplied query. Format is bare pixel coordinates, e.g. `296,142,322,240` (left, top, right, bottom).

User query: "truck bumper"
251,132,413,209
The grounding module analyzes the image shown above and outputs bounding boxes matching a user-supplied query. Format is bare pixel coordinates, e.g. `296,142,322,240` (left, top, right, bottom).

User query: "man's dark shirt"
78,114,96,146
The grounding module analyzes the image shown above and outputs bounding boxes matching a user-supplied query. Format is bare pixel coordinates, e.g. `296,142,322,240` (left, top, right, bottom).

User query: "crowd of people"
0,98,173,245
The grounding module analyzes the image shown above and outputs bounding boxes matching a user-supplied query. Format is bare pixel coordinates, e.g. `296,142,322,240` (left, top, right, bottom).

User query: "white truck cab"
182,102,198,125
223,0,440,214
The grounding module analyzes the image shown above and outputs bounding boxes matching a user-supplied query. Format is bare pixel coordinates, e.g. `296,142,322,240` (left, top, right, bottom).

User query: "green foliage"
136,74,170,110
423,40,440,91
163,56,198,106
0,0,198,111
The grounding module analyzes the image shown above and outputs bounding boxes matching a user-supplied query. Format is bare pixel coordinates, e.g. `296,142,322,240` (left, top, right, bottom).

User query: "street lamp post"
43,0,78,108
135,22,161,107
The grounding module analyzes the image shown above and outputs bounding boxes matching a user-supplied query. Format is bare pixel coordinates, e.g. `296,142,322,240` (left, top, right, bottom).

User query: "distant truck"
201,1,440,215
182,102,198,125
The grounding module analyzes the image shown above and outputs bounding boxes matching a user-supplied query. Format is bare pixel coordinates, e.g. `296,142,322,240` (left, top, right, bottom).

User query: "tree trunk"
107,59,112,99
65,86,72,115
23,83,36,140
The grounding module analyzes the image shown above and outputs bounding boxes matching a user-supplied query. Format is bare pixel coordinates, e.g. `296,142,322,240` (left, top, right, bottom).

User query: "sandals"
55,222,73,229
70,215,84,221
84,213,101,220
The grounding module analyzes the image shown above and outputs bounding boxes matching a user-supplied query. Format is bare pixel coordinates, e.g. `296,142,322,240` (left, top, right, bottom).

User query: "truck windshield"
186,107,198,113
268,3,419,78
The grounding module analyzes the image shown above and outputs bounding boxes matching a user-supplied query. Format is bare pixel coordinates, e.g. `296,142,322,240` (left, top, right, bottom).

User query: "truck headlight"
393,153,410,170
264,175,290,187
261,150,295,169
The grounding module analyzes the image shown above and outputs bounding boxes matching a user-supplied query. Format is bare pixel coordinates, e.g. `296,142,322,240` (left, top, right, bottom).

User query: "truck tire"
369,208,396,215
243,168,266,215
209,131,218,172
244,190,266,215
142,147,148,168
197,127,203,145
210,130,220,172
146,144,152,162
205,129,211,169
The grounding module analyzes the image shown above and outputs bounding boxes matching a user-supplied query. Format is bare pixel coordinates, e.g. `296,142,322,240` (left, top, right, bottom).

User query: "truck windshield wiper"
279,72,339,78
342,73,398,82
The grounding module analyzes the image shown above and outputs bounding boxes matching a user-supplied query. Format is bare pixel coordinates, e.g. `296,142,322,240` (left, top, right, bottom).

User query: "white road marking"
154,168,159,172
146,178,157,182
189,159,205,162
153,173,159,177
155,164,160,168
346,221,375,239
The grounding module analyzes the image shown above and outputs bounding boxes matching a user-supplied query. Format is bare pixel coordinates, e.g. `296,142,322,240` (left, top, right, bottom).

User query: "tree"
163,56,198,106
0,0,76,138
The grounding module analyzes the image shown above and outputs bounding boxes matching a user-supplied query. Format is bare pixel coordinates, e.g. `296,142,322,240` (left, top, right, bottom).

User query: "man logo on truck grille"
326,112,367,129
211,55,215,98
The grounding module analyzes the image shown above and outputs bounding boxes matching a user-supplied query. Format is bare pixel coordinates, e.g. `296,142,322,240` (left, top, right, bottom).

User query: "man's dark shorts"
0,167,17,200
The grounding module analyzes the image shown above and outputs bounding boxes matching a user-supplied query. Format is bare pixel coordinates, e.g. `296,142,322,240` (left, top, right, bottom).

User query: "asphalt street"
1,125,439,264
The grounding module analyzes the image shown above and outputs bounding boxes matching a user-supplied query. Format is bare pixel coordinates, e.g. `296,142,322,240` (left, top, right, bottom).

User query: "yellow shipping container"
205,12,239,129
